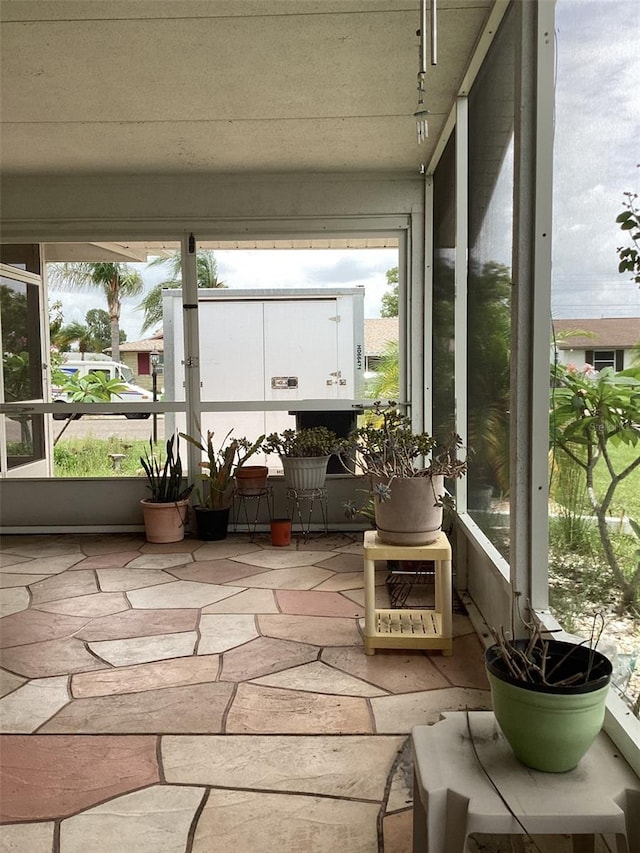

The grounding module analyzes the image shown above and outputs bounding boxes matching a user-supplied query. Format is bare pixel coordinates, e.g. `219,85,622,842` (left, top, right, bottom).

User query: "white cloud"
50,249,398,345
217,248,398,320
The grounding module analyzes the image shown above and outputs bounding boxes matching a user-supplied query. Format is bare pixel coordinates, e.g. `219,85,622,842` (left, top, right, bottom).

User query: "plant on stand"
262,426,342,492
180,427,264,540
140,434,193,543
341,402,467,545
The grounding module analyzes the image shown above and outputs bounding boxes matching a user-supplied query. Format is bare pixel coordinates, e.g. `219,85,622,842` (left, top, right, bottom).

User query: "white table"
412,712,640,853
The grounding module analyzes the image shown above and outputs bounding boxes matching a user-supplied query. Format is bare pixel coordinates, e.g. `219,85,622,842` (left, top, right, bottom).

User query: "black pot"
194,506,230,541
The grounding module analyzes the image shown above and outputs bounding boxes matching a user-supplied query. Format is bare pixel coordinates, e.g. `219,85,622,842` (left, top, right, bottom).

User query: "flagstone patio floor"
0,532,605,852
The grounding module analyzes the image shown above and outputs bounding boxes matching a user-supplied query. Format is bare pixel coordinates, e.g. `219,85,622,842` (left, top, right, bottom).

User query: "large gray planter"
373,474,444,545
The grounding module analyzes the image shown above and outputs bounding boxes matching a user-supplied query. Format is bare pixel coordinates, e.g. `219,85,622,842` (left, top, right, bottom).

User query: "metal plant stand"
286,487,328,541
232,486,274,541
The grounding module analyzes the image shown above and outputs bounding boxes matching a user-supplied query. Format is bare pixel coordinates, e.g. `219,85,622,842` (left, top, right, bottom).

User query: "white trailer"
163,287,365,469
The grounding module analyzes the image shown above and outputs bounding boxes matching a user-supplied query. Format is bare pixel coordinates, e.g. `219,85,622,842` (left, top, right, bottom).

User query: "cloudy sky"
551,0,640,319
51,0,639,342
215,248,398,320
50,246,398,343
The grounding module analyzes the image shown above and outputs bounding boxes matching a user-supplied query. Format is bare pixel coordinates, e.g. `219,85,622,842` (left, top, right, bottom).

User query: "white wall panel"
0,173,422,239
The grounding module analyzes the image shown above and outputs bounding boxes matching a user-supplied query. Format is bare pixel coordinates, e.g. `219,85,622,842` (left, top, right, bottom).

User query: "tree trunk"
108,278,121,363
110,316,120,363
586,457,638,612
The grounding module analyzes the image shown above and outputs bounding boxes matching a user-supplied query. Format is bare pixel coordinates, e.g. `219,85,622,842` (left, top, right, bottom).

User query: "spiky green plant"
140,434,193,503
180,427,264,509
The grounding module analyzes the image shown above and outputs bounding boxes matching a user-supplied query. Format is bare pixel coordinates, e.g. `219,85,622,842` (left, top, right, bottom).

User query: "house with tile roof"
553,317,639,371
364,318,399,373
106,331,164,391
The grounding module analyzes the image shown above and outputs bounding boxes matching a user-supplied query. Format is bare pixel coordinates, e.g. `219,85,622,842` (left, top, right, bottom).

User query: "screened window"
585,349,623,372
0,271,45,470
432,132,456,448
466,6,515,551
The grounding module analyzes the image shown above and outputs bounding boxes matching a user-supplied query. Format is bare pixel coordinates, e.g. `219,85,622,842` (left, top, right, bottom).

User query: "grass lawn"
592,443,640,520
54,437,149,478
549,441,639,625
552,442,640,521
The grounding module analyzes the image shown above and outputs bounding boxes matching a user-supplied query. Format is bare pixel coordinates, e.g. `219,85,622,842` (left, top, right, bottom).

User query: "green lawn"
553,442,640,522
592,443,640,520
54,437,149,478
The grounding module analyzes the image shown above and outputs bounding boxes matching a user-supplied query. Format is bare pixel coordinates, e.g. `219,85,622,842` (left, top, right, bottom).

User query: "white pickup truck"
51,356,152,419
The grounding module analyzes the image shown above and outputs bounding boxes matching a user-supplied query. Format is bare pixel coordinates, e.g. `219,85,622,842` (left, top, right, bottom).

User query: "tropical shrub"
550,362,640,610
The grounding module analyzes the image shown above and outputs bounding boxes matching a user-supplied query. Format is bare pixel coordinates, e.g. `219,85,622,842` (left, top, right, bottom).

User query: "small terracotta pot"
270,518,292,547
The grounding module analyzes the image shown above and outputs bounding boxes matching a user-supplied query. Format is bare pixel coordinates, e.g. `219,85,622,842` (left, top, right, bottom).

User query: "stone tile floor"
0,532,605,852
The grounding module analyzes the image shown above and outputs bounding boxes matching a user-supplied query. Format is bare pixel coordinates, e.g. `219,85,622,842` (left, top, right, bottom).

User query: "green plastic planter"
485,640,612,773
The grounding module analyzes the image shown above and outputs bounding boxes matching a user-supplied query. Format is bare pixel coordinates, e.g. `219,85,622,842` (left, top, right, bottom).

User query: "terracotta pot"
140,498,190,544
270,518,292,546
235,465,269,496
372,475,444,546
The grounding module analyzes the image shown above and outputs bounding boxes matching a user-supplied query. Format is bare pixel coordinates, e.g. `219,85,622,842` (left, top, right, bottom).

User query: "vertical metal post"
150,347,159,444
182,233,201,481
530,0,556,610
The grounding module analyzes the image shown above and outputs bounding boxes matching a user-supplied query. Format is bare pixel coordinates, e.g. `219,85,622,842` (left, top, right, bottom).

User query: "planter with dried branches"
485,615,612,772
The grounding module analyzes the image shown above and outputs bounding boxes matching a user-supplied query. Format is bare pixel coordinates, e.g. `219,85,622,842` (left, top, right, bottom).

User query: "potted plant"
262,426,342,492
180,427,264,540
234,464,269,496
484,613,612,772
140,434,194,543
342,402,467,545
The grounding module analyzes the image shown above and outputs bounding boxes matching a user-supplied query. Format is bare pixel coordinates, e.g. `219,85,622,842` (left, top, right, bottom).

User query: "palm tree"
138,249,226,334
51,320,96,354
52,316,126,355
366,340,399,400
48,262,143,363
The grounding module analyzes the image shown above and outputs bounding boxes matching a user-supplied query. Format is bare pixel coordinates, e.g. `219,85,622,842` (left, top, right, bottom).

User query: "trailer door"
264,299,340,402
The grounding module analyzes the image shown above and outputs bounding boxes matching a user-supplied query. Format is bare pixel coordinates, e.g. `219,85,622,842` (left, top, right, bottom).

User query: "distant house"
364,318,399,374
552,317,639,371
107,331,164,390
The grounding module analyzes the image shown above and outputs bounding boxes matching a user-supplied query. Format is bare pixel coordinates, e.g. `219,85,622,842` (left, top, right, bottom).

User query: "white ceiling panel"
0,0,494,176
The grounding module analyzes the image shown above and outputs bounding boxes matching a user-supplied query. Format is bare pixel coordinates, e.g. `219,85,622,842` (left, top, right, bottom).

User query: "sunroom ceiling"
0,0,494,178
41,237,400,263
